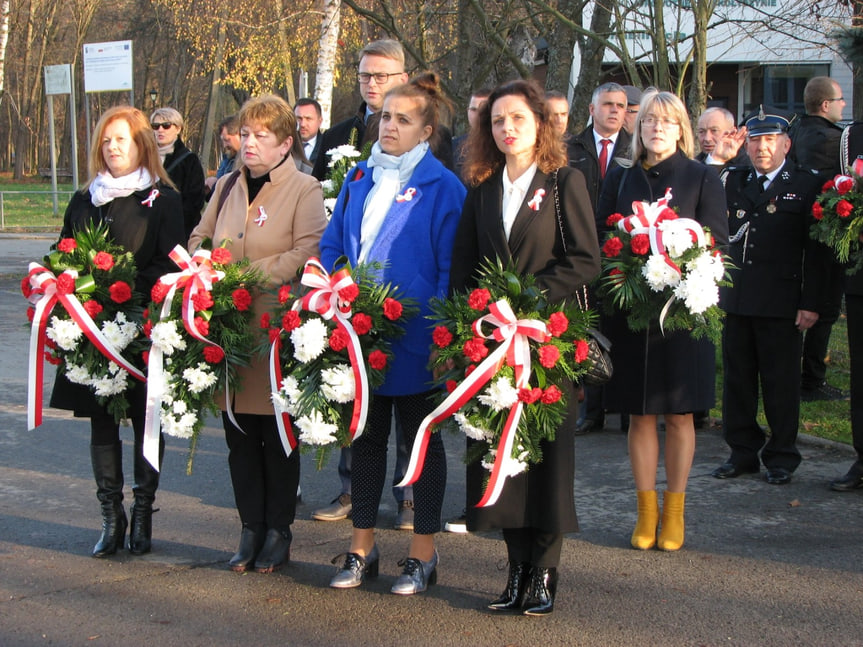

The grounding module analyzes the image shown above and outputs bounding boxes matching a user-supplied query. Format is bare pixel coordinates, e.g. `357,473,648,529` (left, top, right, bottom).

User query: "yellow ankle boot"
657,490,686,551
630,490,659,550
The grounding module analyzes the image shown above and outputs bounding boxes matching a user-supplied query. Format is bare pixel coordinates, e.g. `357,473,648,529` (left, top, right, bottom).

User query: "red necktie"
599,139,611,179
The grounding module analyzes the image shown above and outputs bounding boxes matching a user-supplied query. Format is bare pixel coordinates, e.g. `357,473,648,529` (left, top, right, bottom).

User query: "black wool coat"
450,165,600,534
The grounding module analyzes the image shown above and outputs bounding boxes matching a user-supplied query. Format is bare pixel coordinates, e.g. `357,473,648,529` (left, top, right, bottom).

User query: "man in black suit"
713,108,829,485
294,98,324,165
695,107,749,172
566,82,632,435
790,76,849,403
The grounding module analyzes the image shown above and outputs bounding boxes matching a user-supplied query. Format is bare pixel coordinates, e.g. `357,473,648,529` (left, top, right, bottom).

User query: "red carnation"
82,299,103,318
575,339,590,363
547,312,568,337
463,337,489,363
151,281,169,304
538,344,560,368
432,325,454,348
656,207,678,222
192,290,215,312
58,238,77,253
822,179,835,192
329,327,350,352
369,349,388,370
194,317,210,336
93,251,115,271
383,297,403,321
143,308,149,318
268,327,281,343
606,213,624,227
260,312,271,329
446,380,458,393
465,364,476,376
143,319,153,338
232,288,252,311
45,351,62,366
339,283,360,303
352,312,372,335
518,387,543,404
468,288,491,311
56,273,76,295
109,281,132,304
835,176,855,195
609,268,625,283
602,236,624,258
20,276,32,298
211,247,232,265
282,310,301,331
541,385,562,404
631,233,650,256
203,346,225,363
836,199,854,219
277,284,292,304
812,203,824,220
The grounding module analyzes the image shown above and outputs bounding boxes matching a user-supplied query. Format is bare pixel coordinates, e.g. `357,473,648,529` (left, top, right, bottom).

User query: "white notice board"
82,40,133,93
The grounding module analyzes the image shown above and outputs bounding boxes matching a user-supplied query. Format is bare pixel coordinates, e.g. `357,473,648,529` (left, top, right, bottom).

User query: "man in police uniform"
713,107,830,485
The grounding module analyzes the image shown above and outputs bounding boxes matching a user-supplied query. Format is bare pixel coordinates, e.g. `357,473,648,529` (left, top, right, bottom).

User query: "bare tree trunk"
651,0,670,90
687,0,715,120
0,0,10,99
200,16,227,173
314,0,341,129
544,0,580,95
571,0,612,132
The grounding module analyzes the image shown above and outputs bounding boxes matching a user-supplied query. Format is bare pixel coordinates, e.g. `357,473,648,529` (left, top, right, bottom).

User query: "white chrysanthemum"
686,250,725,284
327,144,361,165
92,373,127,397
481,449,497,472
107,361,122,375
674,272,720,314
182,363,217,394
454,412,494,441
321,179,335,193
659,221,695,257
290,318,329,363
642,255,681,292
271,391,291,413
277,375,302,414
47,316,83,351
320,364,356,403
65,362,92,386
477,376,519,412
101,319,132,350
161,410,196,439
151,321,187,355
294,410,339,446
172,399,188,415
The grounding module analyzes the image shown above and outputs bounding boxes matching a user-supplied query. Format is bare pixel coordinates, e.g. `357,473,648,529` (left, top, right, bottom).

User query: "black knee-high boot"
129,434,164,555
91,443,127,558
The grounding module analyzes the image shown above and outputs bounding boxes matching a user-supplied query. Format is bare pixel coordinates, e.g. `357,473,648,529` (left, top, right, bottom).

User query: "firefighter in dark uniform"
712,107,831,485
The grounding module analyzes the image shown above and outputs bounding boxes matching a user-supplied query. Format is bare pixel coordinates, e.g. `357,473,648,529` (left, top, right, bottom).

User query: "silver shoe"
391,550,438,595
329,544,379,588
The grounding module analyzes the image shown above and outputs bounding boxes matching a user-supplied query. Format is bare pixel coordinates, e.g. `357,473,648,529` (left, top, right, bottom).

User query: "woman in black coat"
50,106,184,558
450,80,600,616
596,90,728,552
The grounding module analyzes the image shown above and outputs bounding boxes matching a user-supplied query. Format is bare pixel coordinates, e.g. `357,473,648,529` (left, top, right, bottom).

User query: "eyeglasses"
151,122,175,130
642,116,680,128
356,71,403,85
826,97,845,103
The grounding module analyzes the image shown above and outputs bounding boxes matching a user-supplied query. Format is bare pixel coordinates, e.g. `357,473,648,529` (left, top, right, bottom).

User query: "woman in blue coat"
321,72,466,595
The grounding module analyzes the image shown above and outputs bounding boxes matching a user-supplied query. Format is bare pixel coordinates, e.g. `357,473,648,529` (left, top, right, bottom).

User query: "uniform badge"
736,209,746,219
781,170,791,181
766,202,777,214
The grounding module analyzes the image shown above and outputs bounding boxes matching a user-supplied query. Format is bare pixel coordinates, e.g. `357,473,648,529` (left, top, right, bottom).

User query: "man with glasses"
790,76,849,403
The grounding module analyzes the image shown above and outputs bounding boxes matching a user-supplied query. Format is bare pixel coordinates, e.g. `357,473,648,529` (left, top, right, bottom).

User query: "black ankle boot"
229,525,266,572
254,528,292,574
488,562,531,611
129,435,163,555
91,444,127,558
522,567,558,616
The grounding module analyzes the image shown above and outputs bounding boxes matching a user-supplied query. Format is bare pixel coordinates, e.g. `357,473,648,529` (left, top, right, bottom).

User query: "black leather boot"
91,443,127,558
522,567,558,616
229,525,266,572
129,435,163,555
488,562,531,611
254,528,292,573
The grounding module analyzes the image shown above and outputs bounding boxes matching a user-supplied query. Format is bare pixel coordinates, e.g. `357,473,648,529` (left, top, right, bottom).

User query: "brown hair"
803,76,839,114
462,79,566,187
631,89,695,162
238,94,307,166
85,106,174,190
383,71,452,152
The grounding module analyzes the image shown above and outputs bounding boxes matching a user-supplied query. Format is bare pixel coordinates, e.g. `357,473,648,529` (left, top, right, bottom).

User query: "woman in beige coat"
189,95,326,574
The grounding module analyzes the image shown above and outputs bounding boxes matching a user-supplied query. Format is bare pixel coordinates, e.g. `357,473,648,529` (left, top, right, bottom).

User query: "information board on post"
82,40,134,93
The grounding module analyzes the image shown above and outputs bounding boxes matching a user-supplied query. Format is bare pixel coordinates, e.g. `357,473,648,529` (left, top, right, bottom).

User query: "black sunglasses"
151,122,175,130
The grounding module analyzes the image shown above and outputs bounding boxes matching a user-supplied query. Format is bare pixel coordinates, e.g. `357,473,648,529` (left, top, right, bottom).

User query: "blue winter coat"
320,148,466,396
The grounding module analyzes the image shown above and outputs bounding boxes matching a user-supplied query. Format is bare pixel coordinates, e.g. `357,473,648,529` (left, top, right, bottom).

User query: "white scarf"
89,168,154,207
359,140,428,262
157,141,175,164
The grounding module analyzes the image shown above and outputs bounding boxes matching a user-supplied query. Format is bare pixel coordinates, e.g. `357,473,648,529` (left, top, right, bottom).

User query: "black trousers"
722,314,803,472
847,294,863,463
801,262,845,389
502,528,563,569
223,412,299,533
351,391,446,535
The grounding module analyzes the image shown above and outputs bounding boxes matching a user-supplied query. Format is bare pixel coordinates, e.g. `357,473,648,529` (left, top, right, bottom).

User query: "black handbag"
552,170,614,386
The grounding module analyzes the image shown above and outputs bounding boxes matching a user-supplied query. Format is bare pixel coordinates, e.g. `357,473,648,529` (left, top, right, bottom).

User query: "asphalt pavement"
1,233,862,647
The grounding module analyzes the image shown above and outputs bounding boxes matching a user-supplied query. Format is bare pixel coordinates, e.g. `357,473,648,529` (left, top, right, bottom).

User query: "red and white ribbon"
395,187,416,202
254,206,268,227
268,258,370,455
25,262,145,430
269,332,298,458
527,188,545,211
141,188,160,208
144,245,233,470
398,299,549,507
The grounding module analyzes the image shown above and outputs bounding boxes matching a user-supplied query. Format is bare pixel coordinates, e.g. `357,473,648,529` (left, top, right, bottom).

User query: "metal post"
47,96,59,217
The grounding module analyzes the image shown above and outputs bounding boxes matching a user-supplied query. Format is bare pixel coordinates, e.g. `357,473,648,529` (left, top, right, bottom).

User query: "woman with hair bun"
322,72,466,595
